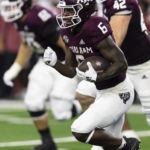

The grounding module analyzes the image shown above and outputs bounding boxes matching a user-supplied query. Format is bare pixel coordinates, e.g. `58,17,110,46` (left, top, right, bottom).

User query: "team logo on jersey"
38,10,51,22
119,92,130,104
77,0,93,4
142,75,148,79
79,39,85,45
63,35,69,43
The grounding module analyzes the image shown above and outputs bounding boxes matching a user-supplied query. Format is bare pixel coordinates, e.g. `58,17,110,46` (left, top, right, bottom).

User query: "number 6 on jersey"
98,22,108,34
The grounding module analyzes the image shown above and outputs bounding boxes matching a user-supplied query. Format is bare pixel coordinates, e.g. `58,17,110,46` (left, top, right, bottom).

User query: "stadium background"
0,0,150,150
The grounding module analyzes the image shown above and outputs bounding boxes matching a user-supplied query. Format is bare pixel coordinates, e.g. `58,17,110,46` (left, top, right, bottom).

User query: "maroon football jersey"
61,17,126,90
99,0,150,66
14,5,65,61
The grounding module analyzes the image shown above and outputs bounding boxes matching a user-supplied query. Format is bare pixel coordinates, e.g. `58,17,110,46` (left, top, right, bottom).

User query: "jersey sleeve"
40,18,60,45
84,17,113,47
29,5,60,45
105,0,136,17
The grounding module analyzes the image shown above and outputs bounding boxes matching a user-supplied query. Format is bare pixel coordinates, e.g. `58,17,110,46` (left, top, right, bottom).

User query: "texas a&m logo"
77,0,93,4
119,92,130,104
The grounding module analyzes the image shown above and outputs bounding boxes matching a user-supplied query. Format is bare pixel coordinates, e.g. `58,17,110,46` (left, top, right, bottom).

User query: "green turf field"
0,108,149,150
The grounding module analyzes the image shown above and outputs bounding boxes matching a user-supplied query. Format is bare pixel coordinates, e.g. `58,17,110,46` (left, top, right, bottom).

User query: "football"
78,56,110,72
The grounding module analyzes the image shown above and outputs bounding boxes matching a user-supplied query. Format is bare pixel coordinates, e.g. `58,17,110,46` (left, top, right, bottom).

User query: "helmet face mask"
0,0,28,22
56,0,96,29
56,1,83,29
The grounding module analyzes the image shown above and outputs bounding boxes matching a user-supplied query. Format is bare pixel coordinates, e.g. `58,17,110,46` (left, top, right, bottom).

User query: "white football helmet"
0,0,24,22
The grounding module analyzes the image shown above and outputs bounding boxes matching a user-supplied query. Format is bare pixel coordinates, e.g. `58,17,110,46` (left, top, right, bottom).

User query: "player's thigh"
25,60,55,111
104,115,125,137
71,78,134,133
128,70,150,108
71,93,128,133
128,70,150,98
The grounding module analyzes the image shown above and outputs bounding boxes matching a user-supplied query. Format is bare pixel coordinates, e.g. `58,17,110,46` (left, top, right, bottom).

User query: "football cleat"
122,136,140,150
31,142,57,150
122,130,140,140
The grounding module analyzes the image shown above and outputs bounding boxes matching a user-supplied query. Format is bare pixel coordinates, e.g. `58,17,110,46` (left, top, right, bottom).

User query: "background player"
0,0,82,150
43,0,140,149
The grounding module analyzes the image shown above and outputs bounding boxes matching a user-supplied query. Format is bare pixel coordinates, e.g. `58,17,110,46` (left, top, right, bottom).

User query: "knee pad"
52,109,72,121
52,99,82,120
50,96,73,120
24,97,45,112
28,110,46,118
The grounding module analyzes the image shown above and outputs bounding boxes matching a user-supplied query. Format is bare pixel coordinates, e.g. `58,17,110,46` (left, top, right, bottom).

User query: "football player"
76,0,150,149
0,0,82,150
43,0,140,149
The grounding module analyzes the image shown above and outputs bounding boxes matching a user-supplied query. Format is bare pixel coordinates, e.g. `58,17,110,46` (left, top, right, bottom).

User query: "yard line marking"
0,114,32,125
0,137,77,147
0,130,150,148
136,130,150,137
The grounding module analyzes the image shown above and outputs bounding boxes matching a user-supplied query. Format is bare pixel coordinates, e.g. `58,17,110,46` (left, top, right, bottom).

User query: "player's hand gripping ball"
76,56,110,82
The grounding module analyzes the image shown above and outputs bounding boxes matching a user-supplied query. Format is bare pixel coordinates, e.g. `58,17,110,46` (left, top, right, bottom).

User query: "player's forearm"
110,15,132,47
96,60,127,82
6,42,33,80
54,61,76,78
15,42,33,67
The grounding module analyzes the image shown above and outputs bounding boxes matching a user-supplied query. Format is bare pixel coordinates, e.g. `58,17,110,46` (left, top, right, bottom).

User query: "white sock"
118,137,126,149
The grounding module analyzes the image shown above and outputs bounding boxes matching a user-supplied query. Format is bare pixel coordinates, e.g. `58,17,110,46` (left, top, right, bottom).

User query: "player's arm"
56,35,77,77
15,41,33,67
55,44,77,77
0,35,4,53
96,35,128,82
57,35,66,53
3,41,33,87
44,45,77,78
110,14,132,46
